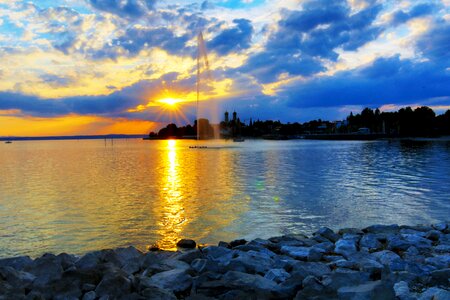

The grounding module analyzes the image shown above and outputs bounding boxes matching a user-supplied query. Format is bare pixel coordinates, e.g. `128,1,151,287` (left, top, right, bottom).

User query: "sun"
158,98,184,107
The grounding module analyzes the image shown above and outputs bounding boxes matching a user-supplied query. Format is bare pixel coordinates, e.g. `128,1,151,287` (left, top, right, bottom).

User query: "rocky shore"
1,223,449,300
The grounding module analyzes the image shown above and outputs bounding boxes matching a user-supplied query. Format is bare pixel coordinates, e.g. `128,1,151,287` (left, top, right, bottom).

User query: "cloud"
207,18,253,55
390,3,440,26
280,55,450,108
238,0,384,83
88,0,156,18
416,21,450,62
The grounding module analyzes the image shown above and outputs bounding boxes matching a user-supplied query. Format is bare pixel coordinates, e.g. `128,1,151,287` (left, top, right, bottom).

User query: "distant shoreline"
0,134,147,142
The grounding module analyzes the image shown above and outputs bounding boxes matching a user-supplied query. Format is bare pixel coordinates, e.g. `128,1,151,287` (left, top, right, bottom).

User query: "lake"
1,139,449,257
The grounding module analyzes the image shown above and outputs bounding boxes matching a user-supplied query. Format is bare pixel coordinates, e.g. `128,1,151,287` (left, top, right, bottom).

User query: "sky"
0,0,449,136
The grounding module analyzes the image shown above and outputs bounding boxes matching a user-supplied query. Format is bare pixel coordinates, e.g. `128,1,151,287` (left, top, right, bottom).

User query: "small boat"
233,137,245,142
5,141,12,144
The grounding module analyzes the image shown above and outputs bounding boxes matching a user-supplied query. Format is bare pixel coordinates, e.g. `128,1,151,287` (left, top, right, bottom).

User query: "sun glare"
158,98,183,106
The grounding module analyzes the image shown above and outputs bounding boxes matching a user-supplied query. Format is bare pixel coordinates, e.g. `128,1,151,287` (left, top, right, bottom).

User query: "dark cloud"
416,22,450,62
280,56,450,108
239,0,383,83
390,3,439,26
88,0,156,18
207,19,253,55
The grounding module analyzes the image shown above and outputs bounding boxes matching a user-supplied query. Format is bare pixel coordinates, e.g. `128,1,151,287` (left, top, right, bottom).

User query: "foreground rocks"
1,222,449,299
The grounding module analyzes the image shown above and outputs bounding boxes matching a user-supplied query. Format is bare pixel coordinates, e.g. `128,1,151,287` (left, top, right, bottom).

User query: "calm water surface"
0,139,449,257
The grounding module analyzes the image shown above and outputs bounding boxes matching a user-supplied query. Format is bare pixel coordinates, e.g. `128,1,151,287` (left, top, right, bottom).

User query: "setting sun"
158,98,184,107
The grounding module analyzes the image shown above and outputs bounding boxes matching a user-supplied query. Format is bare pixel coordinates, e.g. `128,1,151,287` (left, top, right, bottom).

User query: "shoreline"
0,222,449,299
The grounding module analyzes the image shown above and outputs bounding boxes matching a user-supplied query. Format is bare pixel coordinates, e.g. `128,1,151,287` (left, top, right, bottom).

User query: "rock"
191,259,220,274
55,253,77,270
202,246,234,264
360,234,383,251
82,291,96,300
313,241,335,253
147,268,193,293
334,239,358,258
291,261,331,278
363,224,399,235
435,245,450,253
0,256,33,271
337,280,395,300
0,266,35,288
177,239,197,249
394,281,416,300
339,228,364,235
225,250,275,274
429,268,450,285
222,271,278,293
140,287,177,299
81,283,96,292
75,252,101,271
432,223,448,232
264,268,291,283
143,258,191,276
114,246,143,264
322,269,370,293
419,288,450,300
229,239,247,248
314,227,340,243
218,241,230,248
280,246,322,261
294,275,325,299
95,271,131,298
122,260,141,275
25,255,63,287
425,230,441,241
174,249,203,264
425,255,450,269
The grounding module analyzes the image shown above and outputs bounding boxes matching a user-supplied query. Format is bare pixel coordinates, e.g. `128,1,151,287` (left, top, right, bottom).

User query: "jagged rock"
291,261,331,278
55,253,77,270
82,291,96,300
429,268,450,285
0,266,35,288
221,271,278,293
432,223,448,232
393,281,416,300
372,250,405,271
218,241,230,248
202,246,234,264
264,268,291,283
425,230,441,241
177,239,197,249
360,234,383,251
225,250,275,274
435,245,450,253
143,258,191,276
0,256,33,271
174,249,203,264
280,246,322,261
418,287,450,300
322,269,370,293
337,280,395,300
425,255,450,269
313,241,335,253
363,224,399,234
81,283,96,292
25,255,63,287
75,252,101,271
95,271,131,298
229,239,247,248
147,268,193,293
114,246,143,264
191,258,220,274
141,287,177,299
334,239,358,258
294,275,325,299
314,227,340,243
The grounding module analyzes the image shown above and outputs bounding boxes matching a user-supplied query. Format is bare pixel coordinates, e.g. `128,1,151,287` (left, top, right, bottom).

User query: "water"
0,139,449,257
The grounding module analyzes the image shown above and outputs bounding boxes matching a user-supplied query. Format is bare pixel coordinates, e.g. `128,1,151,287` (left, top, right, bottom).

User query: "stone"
435,244,450,253
75,252,101,271
82,291,96,300
25,256,64,287
143,258,191,276
393,281,416,300
291,261,331,278
114,246,143,265
339,228,364,235
425,255,450,269
147,268,193,293
141,287,177,299
295,275,325,298
337,280,395,300
226,250,275,274
429,268,450,285
0,266,35,288
174,249,203,264
56,253,77,270
222,271,278,293
191,259,220,274
363,224,399,234
432,223,448,232
122,260,141,275
425,230,441,241
0,256,33,271
334,239,358,258
229,239,247,248
360,234,383,251
280,246,322,261
202,246,234,264
95,271,131,298
322,269,370,292
177,239,197,249
218,241,230,248
372,250,405,271
264,268,291,283
81,283,96,292
314,227,340,243
313,241,335,253
418,288,450,300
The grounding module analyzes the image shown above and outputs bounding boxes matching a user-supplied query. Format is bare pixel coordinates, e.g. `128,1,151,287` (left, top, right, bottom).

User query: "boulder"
221,271,278,293
82,291,96,300
0,256,33,271
142,258,191,276
264,268,291,283
202,246,235,264
429,268,450,285
177,239,197,249
75,252,101,271
25,255,63,287
425,230,441,241
363,224,399,235
191,259,221,274
432,223,448,232
322,269,370,293
360,234,383,251
95,271,131,298
294,275,325,299
314,227,340,243
334,239,358,258
229,239,247,248
174,249,203,264
225,250,275,274
140,287,177,299
147,268,193,293
418,287,450,300
290,261,331,278
280,246,322,261
337,280,395,300
394,281,416,300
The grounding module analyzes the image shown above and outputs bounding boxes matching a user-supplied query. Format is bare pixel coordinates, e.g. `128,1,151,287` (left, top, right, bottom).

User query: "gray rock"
322,269,370,292
0,256,33,271
141,287,177,299
418,287,450,300
334,239,358,258
425,230,441,241
95,271,131,298
143,258,191,276
360,234,383,251
364,224,399,234
264,268,291,283
229,239,247,248
82,291,96,300
435,244,450,253
147,268,193,293
222,271,278,292
295,275,325,298
191,258,220,274
314,227,340,243
313,241,335,253
75,252,101,271
339,228,364,235
337,280,395,300
430,268,450,285
122,260,140,275
280,246,322,261
174,249,203,264
56,253,77,270
25,256,63,287
425,255,450,269
0,266,35,288
218,241,230,248
432,223,448,232
114,246,143,263
394,281,416,300
202,246,234,264
81,283,96,292
226,250,275,274
291,261,332,278
177,239,196,249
